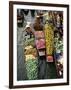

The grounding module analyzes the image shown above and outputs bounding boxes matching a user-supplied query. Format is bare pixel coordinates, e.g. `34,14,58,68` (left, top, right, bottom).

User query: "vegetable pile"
24,27,38,80
25,59,38,80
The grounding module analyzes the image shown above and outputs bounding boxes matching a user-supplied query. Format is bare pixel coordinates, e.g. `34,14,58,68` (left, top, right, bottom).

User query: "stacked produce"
24,38,35,47
54,33,63,78
24,26,38,80
54,12,63,78
24,46,38,80
54,34,63,55
44,24,54,55
44,12,54,62
25,58,38,80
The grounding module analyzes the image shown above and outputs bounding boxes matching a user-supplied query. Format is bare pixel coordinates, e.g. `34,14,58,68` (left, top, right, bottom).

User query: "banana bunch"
44,24,54,55
24,48,37,57
25,54,37,61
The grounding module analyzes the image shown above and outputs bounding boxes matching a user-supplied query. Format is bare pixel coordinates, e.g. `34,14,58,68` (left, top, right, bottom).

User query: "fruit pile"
24,26,38,80
44,24,54,55
44,12,54,62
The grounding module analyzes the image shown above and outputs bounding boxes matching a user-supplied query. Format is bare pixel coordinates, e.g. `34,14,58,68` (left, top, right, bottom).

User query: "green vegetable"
54,37,63,53
25,59,38,80
24,38,35,47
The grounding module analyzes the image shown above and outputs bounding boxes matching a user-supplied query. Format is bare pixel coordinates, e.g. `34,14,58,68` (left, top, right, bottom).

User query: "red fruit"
47,56,53,62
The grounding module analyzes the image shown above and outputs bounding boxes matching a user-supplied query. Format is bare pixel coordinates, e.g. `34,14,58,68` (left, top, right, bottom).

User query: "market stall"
17,9,63,80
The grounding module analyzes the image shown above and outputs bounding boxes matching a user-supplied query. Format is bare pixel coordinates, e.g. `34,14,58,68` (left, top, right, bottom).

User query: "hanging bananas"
44,22,54,55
